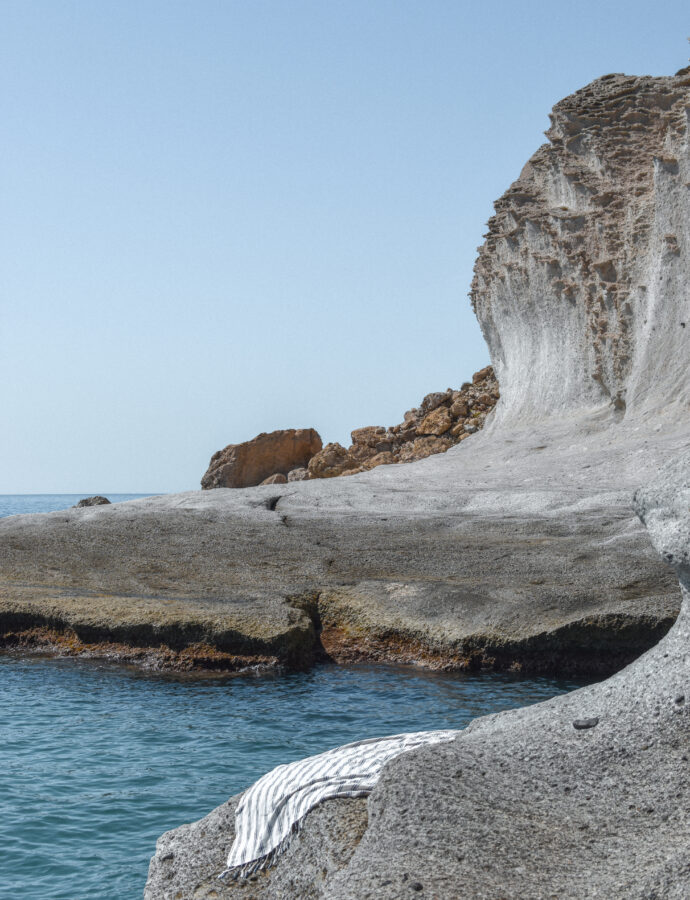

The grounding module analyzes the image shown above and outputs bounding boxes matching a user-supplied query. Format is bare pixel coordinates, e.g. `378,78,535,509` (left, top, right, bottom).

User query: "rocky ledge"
0,417,683,677
146,448,690,899
1,70,688,681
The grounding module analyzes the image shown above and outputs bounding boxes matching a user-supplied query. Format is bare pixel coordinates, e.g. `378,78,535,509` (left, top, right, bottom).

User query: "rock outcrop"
140,68,690,898
472,70,690,428
145,450,690,899
201,429,322,489
307,366,499,478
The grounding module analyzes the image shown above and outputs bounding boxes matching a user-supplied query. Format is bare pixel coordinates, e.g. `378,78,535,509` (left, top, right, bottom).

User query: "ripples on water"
0,497,591,898
0,657,590,900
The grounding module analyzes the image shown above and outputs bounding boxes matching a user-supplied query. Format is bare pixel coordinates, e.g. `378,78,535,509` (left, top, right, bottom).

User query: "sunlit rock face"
472,70,690,428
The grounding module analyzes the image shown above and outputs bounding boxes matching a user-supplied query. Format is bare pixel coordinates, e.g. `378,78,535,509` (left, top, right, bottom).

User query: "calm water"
0,496,591,899
0,494,152,518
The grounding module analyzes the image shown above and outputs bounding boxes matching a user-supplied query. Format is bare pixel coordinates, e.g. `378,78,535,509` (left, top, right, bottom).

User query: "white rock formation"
473,71,690,428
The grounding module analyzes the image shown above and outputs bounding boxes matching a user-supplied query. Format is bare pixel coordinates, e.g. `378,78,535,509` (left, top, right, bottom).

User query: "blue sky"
1,1,688,492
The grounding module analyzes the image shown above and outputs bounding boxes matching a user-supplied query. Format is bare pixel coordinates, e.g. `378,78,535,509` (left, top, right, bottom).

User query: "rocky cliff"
139,69,690,898
472,70,690,428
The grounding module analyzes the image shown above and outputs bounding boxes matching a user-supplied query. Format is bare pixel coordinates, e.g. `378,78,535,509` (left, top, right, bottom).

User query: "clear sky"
1,1,688,493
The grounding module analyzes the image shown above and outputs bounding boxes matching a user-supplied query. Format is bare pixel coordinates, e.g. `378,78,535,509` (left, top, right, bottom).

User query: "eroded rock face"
73,496,110,508
472,69,690,427
201,429,322,489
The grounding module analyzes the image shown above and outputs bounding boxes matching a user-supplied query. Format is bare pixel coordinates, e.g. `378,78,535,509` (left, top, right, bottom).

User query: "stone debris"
572,717,600,730
304,366,499,480
202,368,499,487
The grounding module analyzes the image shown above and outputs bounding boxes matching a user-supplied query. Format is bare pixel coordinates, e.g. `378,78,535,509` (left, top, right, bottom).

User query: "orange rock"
472,365,493,383
260,473,287,485
417,406,452,436
365,451,395,469
450,398,469,418
307,443,358,478
351,426,386,448
201,429,322,489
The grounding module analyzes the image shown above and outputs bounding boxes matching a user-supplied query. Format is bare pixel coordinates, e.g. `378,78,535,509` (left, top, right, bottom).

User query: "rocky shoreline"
140,67,690,898
146,449,690,900
1,423,683,680
0,65,688,898
2,578,677,679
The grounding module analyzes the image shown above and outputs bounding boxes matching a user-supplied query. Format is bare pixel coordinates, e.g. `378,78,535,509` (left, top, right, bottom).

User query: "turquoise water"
0,497,592,899
0,494,152,518
0,657,589,900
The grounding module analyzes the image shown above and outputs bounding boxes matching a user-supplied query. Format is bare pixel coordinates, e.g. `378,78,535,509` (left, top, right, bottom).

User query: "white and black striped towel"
219,729,458,880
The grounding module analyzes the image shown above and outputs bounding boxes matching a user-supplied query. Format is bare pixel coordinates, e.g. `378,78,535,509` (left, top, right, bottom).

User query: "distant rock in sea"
73,496,111,508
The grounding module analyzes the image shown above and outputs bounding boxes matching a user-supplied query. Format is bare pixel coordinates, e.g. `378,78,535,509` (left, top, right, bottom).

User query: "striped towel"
219,729,458,880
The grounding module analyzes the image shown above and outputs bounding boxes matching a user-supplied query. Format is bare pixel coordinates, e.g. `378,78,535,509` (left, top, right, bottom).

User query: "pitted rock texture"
201,429,322,489
472,69,690,427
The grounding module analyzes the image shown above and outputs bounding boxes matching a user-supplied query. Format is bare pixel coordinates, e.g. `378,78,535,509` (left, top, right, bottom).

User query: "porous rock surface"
201,429,322,489
472,70,690,427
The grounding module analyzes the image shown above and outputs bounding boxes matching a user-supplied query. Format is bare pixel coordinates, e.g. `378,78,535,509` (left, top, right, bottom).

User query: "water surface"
0,494,591,899
0,656,590,900
0,494,152,518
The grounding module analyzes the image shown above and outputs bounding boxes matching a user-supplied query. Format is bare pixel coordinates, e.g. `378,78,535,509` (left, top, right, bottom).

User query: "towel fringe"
218,815,305,882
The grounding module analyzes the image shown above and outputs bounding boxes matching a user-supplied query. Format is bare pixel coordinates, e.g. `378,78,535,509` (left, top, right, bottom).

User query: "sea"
0,496,592,900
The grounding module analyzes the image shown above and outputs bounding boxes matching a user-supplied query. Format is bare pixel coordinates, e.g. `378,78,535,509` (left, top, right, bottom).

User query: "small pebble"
411,883,424,892
573,717,599,730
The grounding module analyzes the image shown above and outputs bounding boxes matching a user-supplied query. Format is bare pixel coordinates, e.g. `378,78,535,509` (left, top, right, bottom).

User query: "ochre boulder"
417,406,452,436
307,443,357,478
201,429,322,489
260,473,287,485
